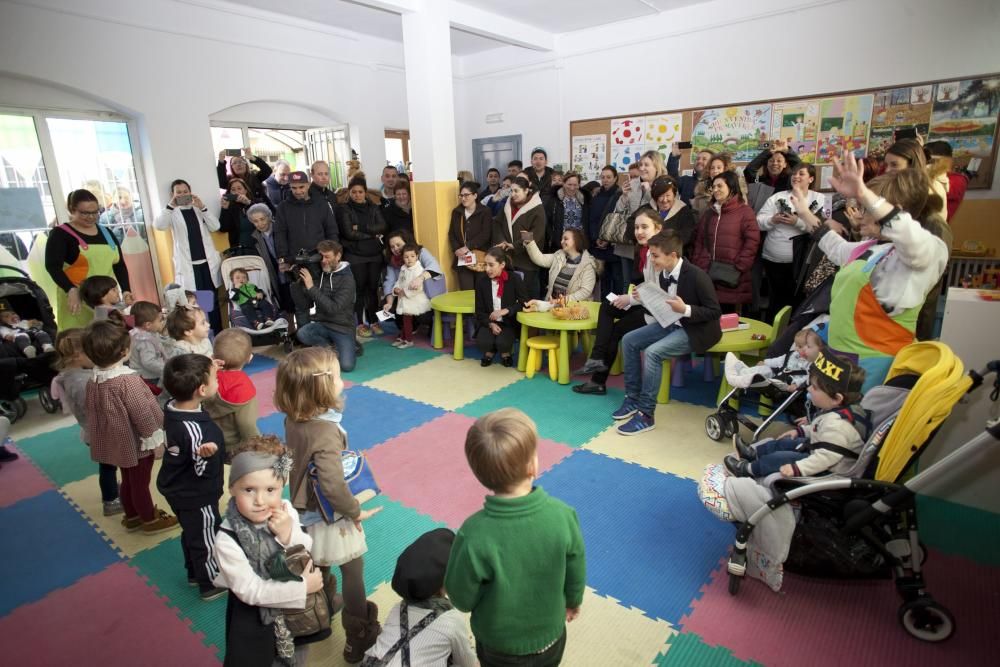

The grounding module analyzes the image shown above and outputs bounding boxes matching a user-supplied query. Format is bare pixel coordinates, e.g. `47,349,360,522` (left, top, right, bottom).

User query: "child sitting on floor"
128,301,169,393
204,328,260,456
228,267,278,330
445,408,586,665
79,274,133,326
725,350,870,479
724,328,824,392
0,298,54,358
83,320,177,534
383,244,431,349
165,305,213,358
363,528,476,666
213,434,328,666
51,328,121,516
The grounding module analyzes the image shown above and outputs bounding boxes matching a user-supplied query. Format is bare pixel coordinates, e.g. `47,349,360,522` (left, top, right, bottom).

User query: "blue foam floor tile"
538,450,734,625
0,490,122,615
243,353,280,374
255,385,444,452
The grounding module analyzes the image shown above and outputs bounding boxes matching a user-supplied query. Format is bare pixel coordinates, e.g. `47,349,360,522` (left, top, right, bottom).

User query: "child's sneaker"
103,498,124,516
121,515,143,532
397,340,414,349
356,324,372,338
391,338,405,348
616,411,655,436
142,508,179,535
200,586,228,601
23,345,37,358
370,323,384,336
255,322,268,330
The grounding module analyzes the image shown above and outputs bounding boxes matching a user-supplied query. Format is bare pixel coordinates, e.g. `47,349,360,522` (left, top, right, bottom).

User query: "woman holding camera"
153,179,223,330
216,148,273,210
756,164,824,319
337,176,387,337
218,178,257,249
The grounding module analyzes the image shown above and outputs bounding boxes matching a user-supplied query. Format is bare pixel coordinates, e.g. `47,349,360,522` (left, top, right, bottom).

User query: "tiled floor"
2,335,997,666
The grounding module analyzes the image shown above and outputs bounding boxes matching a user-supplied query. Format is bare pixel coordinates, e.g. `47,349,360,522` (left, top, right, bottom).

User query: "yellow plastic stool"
525,335,560,381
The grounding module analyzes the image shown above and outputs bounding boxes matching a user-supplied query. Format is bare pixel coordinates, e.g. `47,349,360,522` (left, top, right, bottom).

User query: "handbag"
307,451,381,524
704,210,741,289
598,210,628,244
266,544,332,637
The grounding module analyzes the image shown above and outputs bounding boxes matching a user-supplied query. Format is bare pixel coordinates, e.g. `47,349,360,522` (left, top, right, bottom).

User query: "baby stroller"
0,266,60,422
218,253,292,352
714,342,998,642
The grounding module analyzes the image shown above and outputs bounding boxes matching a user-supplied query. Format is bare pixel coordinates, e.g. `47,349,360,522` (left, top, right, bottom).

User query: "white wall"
454,0,1000,196
0,0,409,212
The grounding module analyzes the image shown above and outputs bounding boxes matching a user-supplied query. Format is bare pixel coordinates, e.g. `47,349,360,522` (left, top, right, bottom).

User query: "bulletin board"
569,73,1000,191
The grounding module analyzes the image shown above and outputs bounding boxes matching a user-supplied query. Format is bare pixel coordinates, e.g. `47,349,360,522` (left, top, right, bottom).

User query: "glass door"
305,126,350,189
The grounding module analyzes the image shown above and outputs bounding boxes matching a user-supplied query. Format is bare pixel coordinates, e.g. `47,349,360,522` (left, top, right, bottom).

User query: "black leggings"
590,303,648,385
762,259,797,321
476,321,517,357
350,260,383,326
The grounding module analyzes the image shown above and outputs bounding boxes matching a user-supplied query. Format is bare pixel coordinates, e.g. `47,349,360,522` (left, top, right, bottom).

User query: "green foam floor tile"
917,494,1000,566
653,632,762,666
358,495,447,592
456,376,626,447
15,424,100,487
347,340,440,384
130,537,227,658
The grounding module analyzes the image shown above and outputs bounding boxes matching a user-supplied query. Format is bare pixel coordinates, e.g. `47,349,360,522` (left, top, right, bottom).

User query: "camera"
224,193,239,202
285,249,322,281
776,198,792,214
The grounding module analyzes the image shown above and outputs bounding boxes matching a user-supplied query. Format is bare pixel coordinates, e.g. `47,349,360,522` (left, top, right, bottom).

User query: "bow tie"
660,274,677,290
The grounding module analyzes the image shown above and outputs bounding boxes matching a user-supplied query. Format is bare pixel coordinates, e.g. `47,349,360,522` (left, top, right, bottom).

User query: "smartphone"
677,141,693,150
224,148,242,157
894,127,918,141
224,193,239,202
759,141,772,150
175,194,193,207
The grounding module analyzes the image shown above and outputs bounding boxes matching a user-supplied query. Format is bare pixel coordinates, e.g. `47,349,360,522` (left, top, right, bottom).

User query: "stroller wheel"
0,401,18,424
39,387,60,414
705,414,724,441
898,598,955,642
15,397,27,419
727,573,742,595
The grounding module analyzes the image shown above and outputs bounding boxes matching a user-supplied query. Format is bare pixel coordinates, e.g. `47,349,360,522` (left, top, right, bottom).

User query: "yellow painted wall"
150,227,232,286
950,199,1000,253
412,180,460,290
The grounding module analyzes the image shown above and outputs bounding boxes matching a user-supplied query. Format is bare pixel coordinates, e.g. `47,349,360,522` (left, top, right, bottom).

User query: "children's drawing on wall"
815,94,874,163
611,117,644,146
610,145,642,174
771,99,820,163
571,134,607,183
928,77,1000,176
691,105,771,162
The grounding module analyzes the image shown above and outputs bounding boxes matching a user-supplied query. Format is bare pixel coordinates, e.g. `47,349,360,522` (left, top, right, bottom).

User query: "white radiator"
945,256,1000,287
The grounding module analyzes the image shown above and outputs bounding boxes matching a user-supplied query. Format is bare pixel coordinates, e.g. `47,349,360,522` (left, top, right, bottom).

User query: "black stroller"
722,343,1000,642
0,266,60,422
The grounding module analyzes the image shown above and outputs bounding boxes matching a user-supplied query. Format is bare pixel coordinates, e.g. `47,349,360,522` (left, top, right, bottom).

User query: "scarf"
390,252,404,269
495,270,509,297
224,498,296,665
637,246,650,273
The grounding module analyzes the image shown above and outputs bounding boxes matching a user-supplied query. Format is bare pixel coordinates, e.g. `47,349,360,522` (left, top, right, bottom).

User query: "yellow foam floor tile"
8,408,75,441
583,402,732,481
364,355,523,411
563,587,674,666
61,460,233,558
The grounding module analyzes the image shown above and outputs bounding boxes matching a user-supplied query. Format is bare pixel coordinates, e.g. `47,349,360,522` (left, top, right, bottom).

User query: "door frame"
471,134,521,183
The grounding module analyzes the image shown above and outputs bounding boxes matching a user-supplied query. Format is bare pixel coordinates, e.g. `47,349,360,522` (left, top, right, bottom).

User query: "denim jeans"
296,323,357,371
750,437,809,476
622,322,692,416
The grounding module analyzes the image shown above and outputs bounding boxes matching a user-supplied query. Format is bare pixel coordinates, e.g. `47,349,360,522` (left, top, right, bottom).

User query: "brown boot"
341,600,380,664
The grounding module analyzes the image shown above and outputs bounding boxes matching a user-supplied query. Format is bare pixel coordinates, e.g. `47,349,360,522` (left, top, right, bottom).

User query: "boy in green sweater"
445,408,586,666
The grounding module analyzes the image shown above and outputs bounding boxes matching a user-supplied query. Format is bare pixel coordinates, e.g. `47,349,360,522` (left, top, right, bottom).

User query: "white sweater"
757,190,824,263
818,209,948,316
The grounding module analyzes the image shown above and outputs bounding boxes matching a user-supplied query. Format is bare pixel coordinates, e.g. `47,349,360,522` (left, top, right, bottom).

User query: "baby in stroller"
724,328,823,394
0,298,54,358
724,350,869,479
227,267,278,330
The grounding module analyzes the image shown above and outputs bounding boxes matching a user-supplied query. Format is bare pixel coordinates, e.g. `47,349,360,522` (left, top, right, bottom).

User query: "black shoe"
572,381,607,395
723,455,752,478
573,358,609,376
481,355,494,367
733,434,756,461
200,586,227,601
0,446,18,463
501,355,514,367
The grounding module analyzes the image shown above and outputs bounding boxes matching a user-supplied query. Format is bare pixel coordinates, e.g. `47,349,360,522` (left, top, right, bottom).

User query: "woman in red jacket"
692,171,760,313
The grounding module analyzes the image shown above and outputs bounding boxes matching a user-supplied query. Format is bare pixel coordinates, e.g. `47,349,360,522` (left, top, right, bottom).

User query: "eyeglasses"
459,192,475,198
76,209,100,217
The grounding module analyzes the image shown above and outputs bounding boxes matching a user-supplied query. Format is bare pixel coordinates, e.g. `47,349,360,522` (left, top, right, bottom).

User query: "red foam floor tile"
0,445,55,508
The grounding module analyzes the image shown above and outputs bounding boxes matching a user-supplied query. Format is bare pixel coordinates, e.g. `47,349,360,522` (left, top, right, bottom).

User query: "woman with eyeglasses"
691,171,760,313
449,181,495,291
45,189,132,328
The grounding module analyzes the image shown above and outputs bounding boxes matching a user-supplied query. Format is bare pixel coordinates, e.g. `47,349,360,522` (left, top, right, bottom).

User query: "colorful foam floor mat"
3,335,998,666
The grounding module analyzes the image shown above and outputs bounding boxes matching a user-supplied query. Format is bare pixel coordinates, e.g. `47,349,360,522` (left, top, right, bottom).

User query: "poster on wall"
868,86,933,157
643,113,683,149
691,105,771,162
770,99,821,163
571,134,607,182
610,145,643,174
611,117,644,146
815,94,874,163
928,76,1000,171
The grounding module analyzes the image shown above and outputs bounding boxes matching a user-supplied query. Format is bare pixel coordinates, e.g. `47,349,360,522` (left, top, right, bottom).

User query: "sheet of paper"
376,309,394,322
636,282,682,329
457,252,475,267
605,292,619,302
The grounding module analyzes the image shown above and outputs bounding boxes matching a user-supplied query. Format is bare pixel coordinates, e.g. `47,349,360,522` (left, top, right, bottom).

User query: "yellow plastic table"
516,302,600,384
708,318,772,404
431,290,475,360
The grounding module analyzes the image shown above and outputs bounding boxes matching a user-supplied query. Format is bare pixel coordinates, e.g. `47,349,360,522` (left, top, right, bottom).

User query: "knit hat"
391,528,455,601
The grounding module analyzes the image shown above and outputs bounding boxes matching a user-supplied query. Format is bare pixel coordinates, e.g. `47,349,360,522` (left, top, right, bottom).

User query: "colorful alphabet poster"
770,99,821,163
815,94,874,163
571,134,607,183
611,117,644,146
610,145,643,174
929,76,1000,165
691,105,771,162
643,113,683,150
